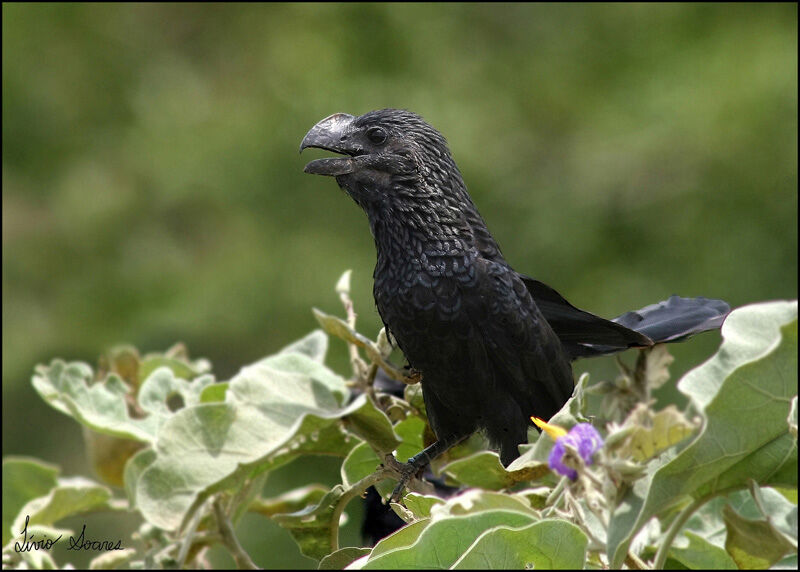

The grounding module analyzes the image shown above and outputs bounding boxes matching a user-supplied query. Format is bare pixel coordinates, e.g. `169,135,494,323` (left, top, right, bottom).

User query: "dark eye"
366,126,387,145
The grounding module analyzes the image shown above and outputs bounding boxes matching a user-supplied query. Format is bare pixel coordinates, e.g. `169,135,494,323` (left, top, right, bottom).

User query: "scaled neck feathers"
345,138,503,264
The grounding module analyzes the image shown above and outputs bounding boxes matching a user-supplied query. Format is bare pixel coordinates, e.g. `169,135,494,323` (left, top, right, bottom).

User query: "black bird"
300,109,729,489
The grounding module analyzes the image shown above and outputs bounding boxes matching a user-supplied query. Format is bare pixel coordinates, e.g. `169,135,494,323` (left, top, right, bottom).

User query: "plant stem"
546,476,567,506
363,362,378,403
176,499,207,568
329,469,391,552
652,496,706,570
213,497,258,569
625,551,650,570
339,284,368,384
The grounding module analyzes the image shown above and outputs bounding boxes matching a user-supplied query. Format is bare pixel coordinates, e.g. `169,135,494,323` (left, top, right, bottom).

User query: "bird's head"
300,109,463,209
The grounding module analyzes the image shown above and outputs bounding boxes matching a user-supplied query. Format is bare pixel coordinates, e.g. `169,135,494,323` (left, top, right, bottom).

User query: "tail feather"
521,275,730,360
612,295,730,344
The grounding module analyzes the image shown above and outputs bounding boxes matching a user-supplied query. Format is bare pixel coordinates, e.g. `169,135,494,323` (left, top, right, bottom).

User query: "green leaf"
643,343,675,391
248,350,349,406
669,530,738,569
513,487,552,510
2,457,60,545
451,519,588,569
749,485,798,542
11,476,120,535
138,368,215,426
31,358,217,444
682,494,730,548
608,300,798,567
318,546,371,570
773,553,798,569
435,489,537,517
135,355,359,531
199,381,228,403
340,442,379,488
312,308,378,361
142,343,211,377
364,490,540,568
312,308,405,380
32,360,155,442
615,404,697,462
138,356,208,386
279,329,329,364
360,509,538,569
343,395,401,454
375,328,393,360
403,384,426,417
724,503,795,568
402,493,444,520
338,416,421,501
271,486,344,561
393,415,426,463
367,518,430,559
335,269,352,295
249,485,329,518
136,404,352,531
97,344,211,394
123,448,156,509
89,548,137,570
83,428,146,488
442,451,550,490
102,345,142,388
774,487,798,504
677,485,797,567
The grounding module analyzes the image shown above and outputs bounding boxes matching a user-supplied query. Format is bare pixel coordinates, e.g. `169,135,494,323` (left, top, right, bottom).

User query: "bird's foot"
401,365,422,385
383,454,425,503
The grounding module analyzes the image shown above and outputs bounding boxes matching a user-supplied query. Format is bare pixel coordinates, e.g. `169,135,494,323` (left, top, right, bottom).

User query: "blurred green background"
2,2,796,568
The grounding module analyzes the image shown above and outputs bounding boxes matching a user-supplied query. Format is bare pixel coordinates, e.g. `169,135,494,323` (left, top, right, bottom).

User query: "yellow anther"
531,416,568,440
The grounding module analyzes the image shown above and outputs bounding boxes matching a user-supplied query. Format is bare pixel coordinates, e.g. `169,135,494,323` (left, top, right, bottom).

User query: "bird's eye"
366,127,387,145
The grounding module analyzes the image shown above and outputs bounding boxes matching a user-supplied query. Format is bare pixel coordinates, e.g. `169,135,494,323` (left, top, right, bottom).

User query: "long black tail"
521,275,730,361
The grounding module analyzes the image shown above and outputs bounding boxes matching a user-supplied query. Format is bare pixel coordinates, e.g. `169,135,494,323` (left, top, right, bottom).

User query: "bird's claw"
401,365,422,385
389,464,422,504
383,454,424,503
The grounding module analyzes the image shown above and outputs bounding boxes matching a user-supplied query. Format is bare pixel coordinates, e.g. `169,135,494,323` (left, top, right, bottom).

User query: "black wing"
520,275,653,359
521,275,730,359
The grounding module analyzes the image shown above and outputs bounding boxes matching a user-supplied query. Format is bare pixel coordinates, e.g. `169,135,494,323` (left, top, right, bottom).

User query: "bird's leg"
388,434,466,502
400,363,422,384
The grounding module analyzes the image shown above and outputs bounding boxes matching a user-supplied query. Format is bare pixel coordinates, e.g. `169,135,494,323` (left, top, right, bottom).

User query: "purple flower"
533,418,604,481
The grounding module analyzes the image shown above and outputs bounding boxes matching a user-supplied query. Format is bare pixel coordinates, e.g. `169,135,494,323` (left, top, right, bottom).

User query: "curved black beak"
300,113,359,176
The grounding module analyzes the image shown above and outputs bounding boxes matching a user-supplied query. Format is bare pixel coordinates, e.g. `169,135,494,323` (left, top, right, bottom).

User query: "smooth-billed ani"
300,109,729,493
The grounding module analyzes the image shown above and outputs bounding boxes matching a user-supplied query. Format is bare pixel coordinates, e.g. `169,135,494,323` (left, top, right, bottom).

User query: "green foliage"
3,5,796,567
451,519,588,570
2,272,797,569
2,459,60,546
607,301,798,567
